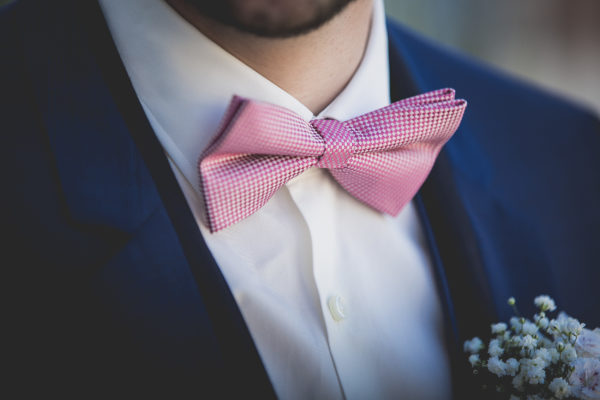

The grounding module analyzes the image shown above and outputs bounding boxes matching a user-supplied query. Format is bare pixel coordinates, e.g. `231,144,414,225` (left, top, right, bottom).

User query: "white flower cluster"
464,295,600,400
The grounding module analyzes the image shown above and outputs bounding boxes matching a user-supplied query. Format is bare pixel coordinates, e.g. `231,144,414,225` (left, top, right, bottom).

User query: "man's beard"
178,0,357,38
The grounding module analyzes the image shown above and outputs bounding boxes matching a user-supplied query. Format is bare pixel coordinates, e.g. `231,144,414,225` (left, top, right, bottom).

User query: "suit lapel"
22,0,276,397
386,17,511,333
387,18,499,398
386,17,561,328
386,17,569,397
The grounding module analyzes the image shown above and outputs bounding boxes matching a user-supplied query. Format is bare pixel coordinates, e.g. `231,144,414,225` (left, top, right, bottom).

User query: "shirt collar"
99,0,390,191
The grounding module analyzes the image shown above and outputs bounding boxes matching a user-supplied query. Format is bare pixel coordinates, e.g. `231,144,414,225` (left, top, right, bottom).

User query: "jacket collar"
386,20,501,398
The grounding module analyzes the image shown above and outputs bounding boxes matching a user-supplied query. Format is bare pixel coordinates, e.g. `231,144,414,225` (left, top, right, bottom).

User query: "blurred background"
2,0,598,111
385,0,600,112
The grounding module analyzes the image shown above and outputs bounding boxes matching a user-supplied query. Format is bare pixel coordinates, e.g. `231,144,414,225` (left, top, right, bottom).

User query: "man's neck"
166,0,373,115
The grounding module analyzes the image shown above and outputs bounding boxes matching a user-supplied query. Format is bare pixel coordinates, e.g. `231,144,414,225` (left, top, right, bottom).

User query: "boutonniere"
464,295,600,400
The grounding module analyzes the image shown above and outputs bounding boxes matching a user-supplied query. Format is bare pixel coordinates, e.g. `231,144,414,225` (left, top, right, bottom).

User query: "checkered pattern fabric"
199,88,467,232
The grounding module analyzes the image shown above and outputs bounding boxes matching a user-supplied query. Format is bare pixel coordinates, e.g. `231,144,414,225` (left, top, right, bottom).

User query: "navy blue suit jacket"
3,0,599,398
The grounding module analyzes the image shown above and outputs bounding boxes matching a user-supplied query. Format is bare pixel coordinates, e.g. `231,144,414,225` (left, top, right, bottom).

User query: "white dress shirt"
99,0,452,398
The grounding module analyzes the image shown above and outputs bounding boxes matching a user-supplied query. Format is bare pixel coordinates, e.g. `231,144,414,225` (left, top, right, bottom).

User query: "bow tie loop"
203,96,324,159
311,119,356,169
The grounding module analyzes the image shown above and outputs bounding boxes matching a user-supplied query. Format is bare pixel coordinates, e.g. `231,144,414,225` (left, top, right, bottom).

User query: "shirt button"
327,295,346,321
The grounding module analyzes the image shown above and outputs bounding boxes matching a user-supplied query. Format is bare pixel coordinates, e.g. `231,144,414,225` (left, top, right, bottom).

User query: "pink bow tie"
199,88,467,232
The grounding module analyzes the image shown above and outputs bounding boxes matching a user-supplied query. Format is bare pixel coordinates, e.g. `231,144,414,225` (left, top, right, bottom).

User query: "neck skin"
166,0,373,114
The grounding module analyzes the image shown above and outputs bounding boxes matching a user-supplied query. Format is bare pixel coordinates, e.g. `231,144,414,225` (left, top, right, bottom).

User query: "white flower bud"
468,354,480,367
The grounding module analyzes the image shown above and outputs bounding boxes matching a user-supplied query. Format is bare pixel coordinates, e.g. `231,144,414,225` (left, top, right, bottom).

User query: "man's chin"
175,0,357,38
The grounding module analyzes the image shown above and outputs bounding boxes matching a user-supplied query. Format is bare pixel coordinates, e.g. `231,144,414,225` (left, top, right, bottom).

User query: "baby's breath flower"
548,377,570,399
531,356,547,369
489,339,504,357
505,358,520,376
491,322,508,334
549,319,562,335
551,313,585,338
511,317,524,333
487,356,507,377
512,372,526,391
566,318,585,337
537,317,549,330
521,334,538,350
464,295,596,398
522,321,539,336
549,347,560,364
508,297,516,306
468,354,480,367
464,337,484,354
534,348,552,366
560,343,578,363
518,357,547,385
534,295,556,312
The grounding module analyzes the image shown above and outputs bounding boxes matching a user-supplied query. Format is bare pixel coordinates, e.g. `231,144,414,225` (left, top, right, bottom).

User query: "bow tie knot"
312,119,356,169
